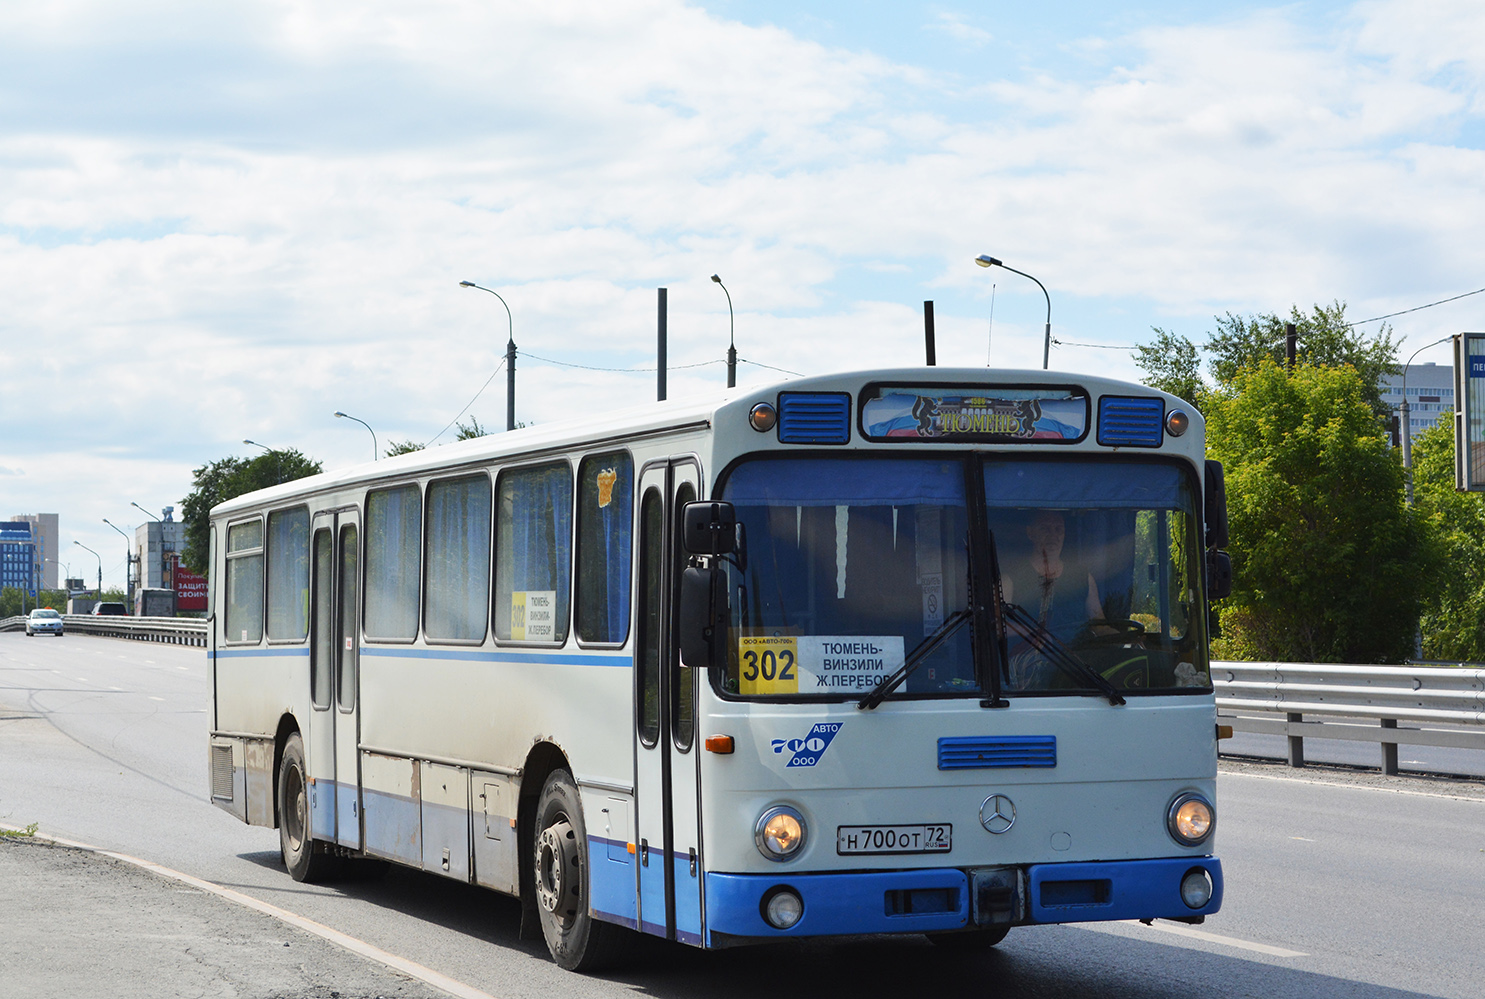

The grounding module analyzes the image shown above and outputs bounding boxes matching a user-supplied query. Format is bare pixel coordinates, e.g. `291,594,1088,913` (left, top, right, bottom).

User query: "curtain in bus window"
225,520,263,644
425,476,492,642
266,508,310,641
365,485,422,640
495,462,572,643
576,452,633,644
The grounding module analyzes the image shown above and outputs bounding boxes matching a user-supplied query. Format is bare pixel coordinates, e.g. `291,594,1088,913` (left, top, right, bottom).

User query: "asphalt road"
2,632,1483,999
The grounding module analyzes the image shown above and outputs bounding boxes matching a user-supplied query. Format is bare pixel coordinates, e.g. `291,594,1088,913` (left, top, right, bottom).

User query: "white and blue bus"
208,367,1230,970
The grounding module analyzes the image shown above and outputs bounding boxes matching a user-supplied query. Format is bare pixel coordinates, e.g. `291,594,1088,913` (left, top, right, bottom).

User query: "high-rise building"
0,521,39,595
10,514,59,589
134,506,185,590
1380,362,1453,438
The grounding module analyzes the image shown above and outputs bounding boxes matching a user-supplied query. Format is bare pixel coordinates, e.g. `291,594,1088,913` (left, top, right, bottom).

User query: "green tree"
384,439,424,457
1133,327,1204,407
455,415,490,440
180,450,322,576
1207,360,1424,663
1410,420,1485,661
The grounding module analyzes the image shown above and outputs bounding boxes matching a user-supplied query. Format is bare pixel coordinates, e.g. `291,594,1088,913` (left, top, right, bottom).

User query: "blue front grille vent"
938,735,1057,770
778,392,851,444
1098,396,1165,447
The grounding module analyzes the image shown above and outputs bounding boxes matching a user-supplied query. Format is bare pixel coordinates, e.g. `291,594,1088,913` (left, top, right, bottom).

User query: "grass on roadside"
0,822,39,838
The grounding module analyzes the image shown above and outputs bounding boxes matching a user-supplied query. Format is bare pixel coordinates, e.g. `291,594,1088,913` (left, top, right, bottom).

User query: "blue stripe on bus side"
209,647,311,659
358,647,630,667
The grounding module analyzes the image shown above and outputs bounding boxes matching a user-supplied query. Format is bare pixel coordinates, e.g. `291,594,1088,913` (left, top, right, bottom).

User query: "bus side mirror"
679,565,727,668
683,502,736,556
1204,460,1229,550
1206,549,1232,601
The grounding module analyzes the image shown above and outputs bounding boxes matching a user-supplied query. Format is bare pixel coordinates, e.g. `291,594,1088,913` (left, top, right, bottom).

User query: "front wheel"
533,770,625,971
277,733,339,882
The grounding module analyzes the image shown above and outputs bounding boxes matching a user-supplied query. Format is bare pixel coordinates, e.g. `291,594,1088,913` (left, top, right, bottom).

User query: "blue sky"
2,0,1483,587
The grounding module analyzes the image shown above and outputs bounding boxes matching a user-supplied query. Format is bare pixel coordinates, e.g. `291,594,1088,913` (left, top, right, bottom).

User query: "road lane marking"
148,696,165,702
1079,919,1308,957
1290,836,1315,842
2,827,503,999
1220,768,1485,804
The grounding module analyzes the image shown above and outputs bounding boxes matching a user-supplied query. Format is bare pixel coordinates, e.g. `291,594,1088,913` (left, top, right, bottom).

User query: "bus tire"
277,733,338,883
533,769,624,971
928,925,1011,950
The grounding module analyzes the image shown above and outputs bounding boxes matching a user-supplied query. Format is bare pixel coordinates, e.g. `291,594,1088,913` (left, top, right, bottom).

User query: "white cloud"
1,0,1482,585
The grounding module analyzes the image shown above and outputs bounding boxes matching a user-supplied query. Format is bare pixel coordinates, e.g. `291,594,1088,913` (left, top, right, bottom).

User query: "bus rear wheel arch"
532,769,624,971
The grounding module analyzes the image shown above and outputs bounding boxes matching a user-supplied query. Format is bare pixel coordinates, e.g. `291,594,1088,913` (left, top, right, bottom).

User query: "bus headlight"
761,886,804,928
755,805,807,861
1167,792,1214,846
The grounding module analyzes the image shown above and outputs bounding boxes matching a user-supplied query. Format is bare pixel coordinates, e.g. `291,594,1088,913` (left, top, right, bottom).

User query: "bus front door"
333,514,363,850
307,516,337,844
634,460,704,945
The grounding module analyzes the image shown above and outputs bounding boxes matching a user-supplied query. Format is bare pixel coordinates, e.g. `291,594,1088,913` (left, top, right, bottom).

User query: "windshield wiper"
858,609,974,711
1001,603,1126,706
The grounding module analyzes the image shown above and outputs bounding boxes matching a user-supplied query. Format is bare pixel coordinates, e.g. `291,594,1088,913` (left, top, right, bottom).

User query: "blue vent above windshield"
778,393,851,444
938,735,1057,770
1098,396,1165,448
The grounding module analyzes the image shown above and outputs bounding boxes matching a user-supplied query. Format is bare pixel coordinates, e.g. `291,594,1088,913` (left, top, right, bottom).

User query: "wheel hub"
536,819,577,920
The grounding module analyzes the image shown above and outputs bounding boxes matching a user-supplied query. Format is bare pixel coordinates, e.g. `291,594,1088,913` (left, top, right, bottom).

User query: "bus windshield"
716,455,1209,701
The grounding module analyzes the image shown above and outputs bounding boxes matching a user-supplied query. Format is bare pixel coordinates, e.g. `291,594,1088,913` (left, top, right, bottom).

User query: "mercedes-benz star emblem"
979,794,1016,834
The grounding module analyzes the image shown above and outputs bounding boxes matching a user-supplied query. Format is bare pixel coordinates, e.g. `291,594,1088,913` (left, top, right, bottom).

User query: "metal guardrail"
0,613,207,647
1213,660,1485,774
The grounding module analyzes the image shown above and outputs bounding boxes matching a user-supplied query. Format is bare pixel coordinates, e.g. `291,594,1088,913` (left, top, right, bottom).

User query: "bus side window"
575,452,633,645
424,475,492,642
265,508,310,642
311,529,333,708
672,480,696,750
494,462,573,644
225,519,264,644
365,485,422,641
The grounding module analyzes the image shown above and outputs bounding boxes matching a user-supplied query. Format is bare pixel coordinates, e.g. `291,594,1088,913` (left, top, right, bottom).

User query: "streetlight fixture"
334,411,379,461
1400,335,1453,506
102,518,135,604
711,274,736,388
975,254,1053,370
460,281,517,431
74,541,102,601
243,439,284,485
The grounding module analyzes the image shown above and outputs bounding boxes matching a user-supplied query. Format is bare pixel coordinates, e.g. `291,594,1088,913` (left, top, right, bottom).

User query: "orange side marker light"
705,735,735,754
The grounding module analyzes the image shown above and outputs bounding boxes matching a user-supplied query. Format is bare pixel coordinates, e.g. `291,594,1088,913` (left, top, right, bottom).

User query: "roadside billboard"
174,557,208,611
1454,333,1485,491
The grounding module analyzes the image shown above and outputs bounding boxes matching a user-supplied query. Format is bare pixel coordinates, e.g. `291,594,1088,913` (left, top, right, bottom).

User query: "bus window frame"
573,448,636,650
223,515,265,647
264,504,312,646
492,457,575,649
420,470,494,647
363,481,424,645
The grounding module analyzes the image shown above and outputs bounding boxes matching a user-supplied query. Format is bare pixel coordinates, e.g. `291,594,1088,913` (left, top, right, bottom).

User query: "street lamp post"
1400,335,1453,507
711,274,736,388
102,518,135,605
460,281,517,431
334,411,379,460
243,439,283,485
975,255,1053,370
74,541,102,603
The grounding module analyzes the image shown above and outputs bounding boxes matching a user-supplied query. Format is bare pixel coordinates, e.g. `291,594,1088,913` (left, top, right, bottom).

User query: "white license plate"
836,824,952,855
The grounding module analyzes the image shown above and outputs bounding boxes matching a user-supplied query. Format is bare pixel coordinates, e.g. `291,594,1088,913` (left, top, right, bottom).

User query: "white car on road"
25,608,64,636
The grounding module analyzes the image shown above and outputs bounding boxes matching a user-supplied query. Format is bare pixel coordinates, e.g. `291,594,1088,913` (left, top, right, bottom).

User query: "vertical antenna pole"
924,301,937,366
658,287,668,402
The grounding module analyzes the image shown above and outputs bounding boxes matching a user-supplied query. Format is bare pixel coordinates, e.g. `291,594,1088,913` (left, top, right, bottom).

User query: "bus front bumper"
704,857,1223,945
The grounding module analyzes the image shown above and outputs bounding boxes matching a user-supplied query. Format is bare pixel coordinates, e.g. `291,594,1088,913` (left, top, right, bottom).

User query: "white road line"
148,696,165,702
2,827,502,999
1220,768,1485,804
1131,920,1308,957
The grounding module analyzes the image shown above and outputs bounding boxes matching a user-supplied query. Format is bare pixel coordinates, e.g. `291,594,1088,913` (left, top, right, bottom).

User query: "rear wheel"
928,925,1011,950
277,733,339,882
533,770,625,971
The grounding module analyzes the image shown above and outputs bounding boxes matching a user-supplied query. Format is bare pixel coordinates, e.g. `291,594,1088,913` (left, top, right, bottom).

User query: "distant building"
0,521,39,595
1380,362,1453,438
134,506,185,590
8,513,57,589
